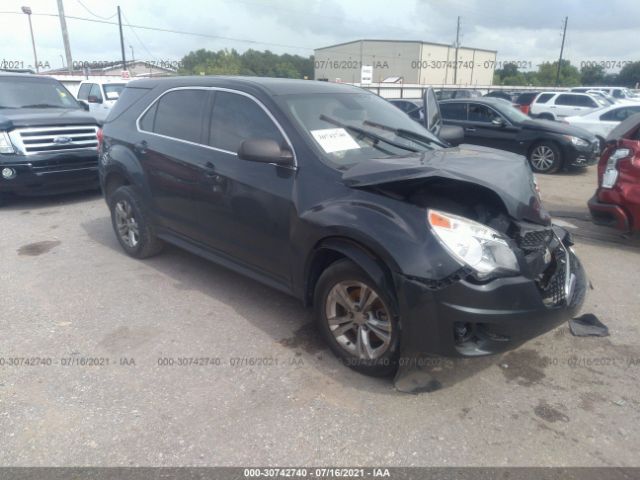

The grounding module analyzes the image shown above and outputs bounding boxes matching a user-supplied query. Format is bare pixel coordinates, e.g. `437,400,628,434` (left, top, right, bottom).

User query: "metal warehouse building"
314,39,497,85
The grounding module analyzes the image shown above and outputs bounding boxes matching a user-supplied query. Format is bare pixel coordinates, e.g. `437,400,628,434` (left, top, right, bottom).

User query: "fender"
304,236,398,309
101,142,152,201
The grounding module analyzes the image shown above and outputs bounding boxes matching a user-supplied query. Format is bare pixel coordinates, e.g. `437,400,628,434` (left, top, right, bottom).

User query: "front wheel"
528,142,562,174
314,259,400,377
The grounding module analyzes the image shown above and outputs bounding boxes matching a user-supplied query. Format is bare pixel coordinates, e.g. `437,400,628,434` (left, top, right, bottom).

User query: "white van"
76,80,128,123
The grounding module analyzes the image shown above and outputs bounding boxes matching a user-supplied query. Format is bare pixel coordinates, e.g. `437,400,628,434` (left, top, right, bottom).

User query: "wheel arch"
303,237,398,309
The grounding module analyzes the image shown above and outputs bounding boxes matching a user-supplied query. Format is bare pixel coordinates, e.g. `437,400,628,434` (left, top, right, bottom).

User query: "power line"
0,10,315,52
121,11,158,62
75,0,116,20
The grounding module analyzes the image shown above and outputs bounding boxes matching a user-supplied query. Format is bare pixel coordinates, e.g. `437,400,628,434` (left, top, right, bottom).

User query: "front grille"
30,157,98,173
517,229,554,253
10,125,98,155
538,247,567,307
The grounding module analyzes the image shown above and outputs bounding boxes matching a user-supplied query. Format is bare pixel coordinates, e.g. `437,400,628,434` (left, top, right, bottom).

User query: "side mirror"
87,95,102,104
238,138,294,167
439,125,464,146
78,100,90,111
491,117,505,127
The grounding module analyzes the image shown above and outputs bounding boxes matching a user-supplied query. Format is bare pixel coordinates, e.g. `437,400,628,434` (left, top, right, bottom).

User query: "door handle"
203,161,221,181
133,140,148,154
465,127,476,132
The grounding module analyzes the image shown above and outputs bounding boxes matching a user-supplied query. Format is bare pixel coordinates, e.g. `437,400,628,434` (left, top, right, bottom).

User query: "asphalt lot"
1,166,639,467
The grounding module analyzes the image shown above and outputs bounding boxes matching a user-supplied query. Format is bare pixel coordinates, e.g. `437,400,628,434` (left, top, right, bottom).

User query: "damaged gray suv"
98,78,587,378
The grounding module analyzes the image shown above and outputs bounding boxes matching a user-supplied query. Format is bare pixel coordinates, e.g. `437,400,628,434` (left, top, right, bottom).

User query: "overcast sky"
1,0,638,72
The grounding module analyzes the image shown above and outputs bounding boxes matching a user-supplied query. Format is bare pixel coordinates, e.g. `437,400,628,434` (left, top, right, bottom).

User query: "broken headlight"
428,209,519,279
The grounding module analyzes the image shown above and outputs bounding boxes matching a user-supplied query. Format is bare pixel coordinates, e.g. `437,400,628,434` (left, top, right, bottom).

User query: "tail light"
520,105,530,115
96,127,104,151
602,148,632,188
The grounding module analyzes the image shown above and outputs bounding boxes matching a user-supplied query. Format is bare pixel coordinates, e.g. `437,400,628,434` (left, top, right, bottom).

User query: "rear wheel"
314,259,400,377
108,186,164,258
528,141,562,174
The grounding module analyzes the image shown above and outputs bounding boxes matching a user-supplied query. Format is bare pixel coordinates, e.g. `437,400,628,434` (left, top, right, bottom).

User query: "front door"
193,90,295,286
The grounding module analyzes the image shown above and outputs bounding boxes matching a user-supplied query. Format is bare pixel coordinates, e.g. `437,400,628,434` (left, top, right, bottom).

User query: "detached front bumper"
395,239,587,358
0,151,99,196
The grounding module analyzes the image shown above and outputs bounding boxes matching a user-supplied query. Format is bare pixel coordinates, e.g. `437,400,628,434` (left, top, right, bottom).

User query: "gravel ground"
0,165,639,466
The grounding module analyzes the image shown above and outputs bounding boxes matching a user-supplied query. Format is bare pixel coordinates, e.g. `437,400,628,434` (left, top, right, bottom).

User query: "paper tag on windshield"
310,128,360,153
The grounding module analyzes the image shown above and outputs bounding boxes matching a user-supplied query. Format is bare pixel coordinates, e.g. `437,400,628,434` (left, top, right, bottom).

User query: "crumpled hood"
0,108,96,130
342,145,551,225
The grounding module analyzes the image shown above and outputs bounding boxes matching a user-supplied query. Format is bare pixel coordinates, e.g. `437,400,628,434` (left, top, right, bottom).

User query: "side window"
89,83,103,101
468,104,499,123
612,89,623,98
555,94,578,106
209,91,284,153
77,83,91,100
600,107,640,122
535,93,554,104
150,89,208,143
440,103,467,121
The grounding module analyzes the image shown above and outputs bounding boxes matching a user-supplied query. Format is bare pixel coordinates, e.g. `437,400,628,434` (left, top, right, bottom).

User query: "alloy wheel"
325,281,393,360
531,145,555,171
114,199,140,248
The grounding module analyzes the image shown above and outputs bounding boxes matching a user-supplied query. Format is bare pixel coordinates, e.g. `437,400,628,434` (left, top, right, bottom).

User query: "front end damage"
341,148,588,392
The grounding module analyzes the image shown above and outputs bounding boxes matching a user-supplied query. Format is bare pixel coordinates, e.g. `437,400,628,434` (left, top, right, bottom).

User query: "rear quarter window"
104,86,153,123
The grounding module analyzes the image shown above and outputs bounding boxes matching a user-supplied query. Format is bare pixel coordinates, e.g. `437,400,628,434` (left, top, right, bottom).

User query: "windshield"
282,92,442,168
104,83,126,100
0,77,81,109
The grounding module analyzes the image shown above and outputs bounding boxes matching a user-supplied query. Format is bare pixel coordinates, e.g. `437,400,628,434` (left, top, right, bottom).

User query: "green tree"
178,48,313,79
536,60,581,87
617,61,640,88
580,64,605,85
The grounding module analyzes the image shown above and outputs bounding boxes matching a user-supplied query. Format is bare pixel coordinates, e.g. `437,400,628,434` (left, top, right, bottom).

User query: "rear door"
194,89,295,286
136,88,210,238
554,94,597,118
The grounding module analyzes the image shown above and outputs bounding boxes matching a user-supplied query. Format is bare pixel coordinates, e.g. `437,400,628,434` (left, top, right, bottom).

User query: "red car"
588,113,640,232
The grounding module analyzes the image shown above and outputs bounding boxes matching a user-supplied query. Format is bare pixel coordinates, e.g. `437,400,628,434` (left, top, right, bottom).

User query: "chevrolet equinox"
98,77,587,377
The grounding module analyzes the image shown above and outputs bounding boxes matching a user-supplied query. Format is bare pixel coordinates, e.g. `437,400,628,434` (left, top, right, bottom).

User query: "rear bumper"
0,151,99,196
588,192,631,231
395,243,587,358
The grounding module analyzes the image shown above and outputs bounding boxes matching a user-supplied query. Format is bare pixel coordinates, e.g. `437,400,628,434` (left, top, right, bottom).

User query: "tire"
528,141,562,174
538,113,555,121
314,259,400,377
108,185,164,259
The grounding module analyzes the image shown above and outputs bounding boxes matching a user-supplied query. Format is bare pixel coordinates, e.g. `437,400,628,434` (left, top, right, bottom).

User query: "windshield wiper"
363,120,444,148
20,104,66,109
0,105,17,109
320,114,419,153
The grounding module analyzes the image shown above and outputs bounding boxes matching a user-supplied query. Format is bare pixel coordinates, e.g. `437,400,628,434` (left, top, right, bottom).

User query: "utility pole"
56,0,73,74
555,16,568,87
21,7,39,73
453,16,461,85
117,6,127,71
